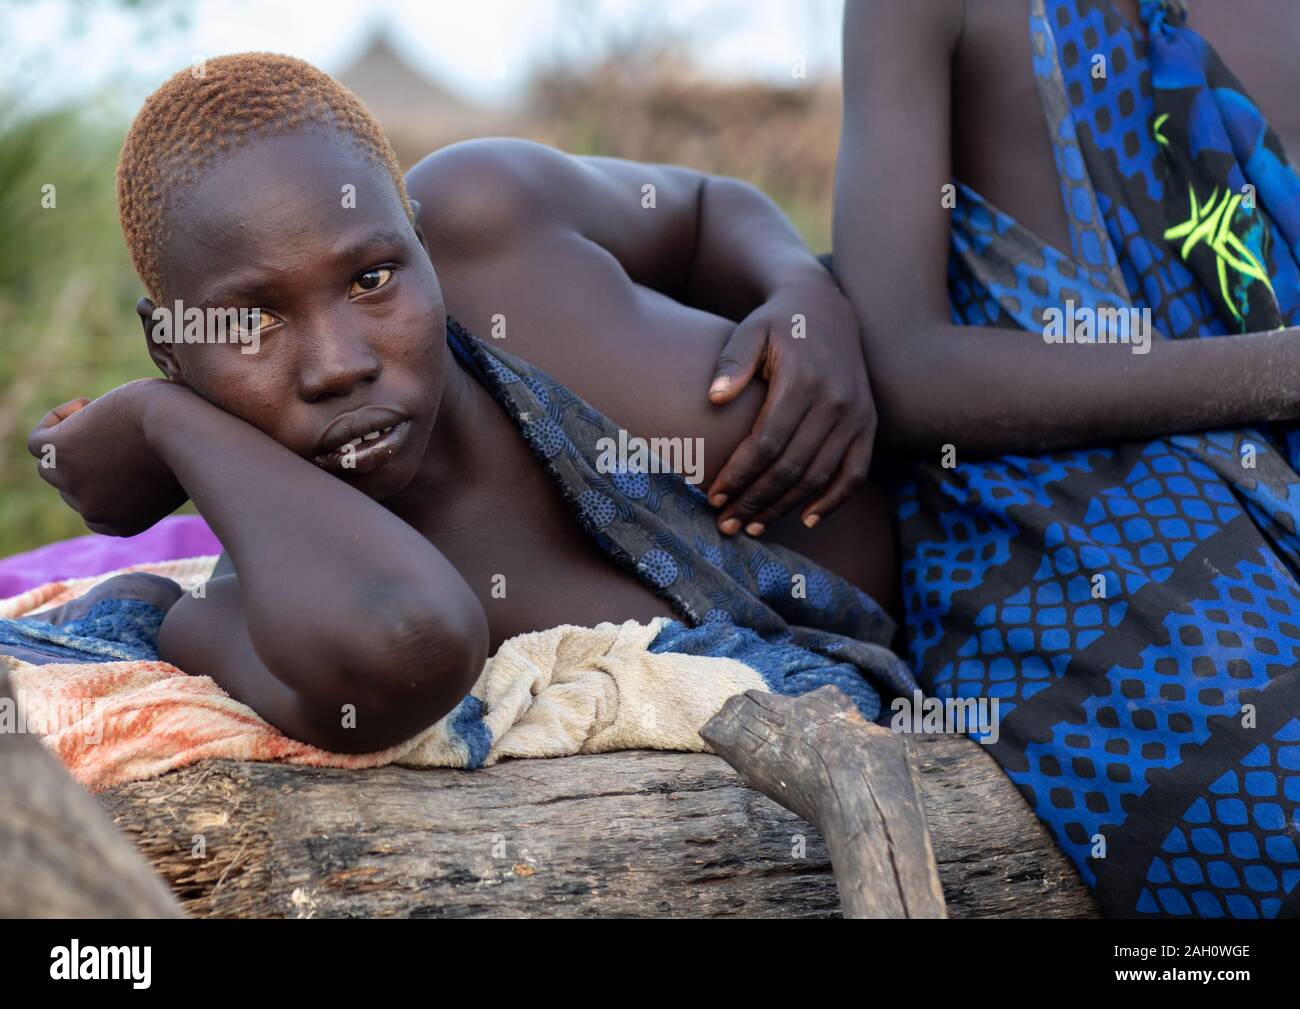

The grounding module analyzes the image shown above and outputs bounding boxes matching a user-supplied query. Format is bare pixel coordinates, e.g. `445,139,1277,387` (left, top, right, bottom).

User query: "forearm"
143,388,487,690
869,320,1300,457
684,175,828,320
833,134,1300,457
568,154,829,316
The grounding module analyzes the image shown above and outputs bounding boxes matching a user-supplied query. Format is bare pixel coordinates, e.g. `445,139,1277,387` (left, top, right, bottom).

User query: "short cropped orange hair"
116,52,413,301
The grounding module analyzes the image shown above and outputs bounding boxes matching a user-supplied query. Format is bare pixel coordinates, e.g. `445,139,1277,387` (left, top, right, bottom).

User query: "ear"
137,297,187,384
409,198,433,263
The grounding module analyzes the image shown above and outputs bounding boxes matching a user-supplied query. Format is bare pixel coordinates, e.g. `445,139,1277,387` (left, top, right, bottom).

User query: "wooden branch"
700,686,946,918
0,671,184,918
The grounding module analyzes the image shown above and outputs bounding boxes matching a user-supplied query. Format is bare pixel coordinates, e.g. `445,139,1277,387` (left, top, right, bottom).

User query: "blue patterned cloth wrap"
901,0,1300,917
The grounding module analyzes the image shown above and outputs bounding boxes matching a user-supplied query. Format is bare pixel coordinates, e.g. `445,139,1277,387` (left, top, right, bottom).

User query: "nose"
297,322,382,403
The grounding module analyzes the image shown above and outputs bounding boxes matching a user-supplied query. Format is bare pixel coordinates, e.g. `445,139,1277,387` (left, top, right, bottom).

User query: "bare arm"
143,386,488,752
409,138,876,531
834,0,1300,459
563,153,830,322
571,153,880,523
410,139,822,318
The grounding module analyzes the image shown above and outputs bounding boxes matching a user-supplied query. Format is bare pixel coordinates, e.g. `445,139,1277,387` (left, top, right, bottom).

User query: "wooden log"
97,739,1100,918
99,751,841,918
0,672,184,918
911,729,1099,919
700,686,946,918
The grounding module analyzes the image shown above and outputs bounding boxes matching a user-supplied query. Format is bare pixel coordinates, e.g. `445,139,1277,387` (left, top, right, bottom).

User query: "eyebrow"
329,227,410,267
197,227,411,307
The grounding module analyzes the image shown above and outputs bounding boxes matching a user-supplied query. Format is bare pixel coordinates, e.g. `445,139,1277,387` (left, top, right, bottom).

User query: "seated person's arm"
835,0,1300,459
29,382,488,753
408,138,877,532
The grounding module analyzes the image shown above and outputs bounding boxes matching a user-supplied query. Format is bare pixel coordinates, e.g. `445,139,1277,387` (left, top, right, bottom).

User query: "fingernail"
709,377,729,396
710,493,728,507
745,522,765,537
803,513,820,528
720,518,741,535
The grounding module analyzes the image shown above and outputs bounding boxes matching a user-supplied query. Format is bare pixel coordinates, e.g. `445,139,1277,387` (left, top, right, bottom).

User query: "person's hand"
706,273,877,535
27,379,191,537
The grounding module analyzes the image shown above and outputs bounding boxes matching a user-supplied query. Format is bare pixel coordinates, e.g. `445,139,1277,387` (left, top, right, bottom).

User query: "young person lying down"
18,54,912,753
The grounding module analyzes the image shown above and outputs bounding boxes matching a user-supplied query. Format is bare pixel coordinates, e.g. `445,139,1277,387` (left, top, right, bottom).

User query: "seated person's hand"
706,271,877,535
27,379,192,537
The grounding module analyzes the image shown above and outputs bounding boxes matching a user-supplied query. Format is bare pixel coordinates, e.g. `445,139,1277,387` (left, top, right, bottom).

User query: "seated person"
835,0,1300,917
17,53,911,754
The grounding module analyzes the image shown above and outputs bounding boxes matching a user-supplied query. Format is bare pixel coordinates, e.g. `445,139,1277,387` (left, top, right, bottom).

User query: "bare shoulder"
404,138,586,256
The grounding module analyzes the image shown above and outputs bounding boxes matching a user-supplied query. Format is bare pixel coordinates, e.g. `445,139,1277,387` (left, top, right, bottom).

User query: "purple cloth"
0,516,222,599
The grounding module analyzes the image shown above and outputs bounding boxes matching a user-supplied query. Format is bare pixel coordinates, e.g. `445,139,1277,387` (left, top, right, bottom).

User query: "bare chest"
419,404,675,651
424,231,900,633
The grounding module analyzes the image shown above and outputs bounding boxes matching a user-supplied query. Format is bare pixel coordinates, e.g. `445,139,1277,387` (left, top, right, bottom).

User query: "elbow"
278,594,490,754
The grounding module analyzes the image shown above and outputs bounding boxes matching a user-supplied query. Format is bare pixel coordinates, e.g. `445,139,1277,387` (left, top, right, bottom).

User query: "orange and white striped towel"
1,557,767,791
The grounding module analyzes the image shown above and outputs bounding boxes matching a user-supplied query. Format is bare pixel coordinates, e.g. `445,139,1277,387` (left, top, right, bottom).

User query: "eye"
237,308,283,335
350,266,393,296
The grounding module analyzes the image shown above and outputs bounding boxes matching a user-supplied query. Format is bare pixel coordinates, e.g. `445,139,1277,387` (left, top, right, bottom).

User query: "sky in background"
2,0,845,114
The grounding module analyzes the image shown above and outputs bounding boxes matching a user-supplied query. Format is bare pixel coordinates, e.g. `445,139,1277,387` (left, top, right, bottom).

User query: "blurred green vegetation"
0,99,173,557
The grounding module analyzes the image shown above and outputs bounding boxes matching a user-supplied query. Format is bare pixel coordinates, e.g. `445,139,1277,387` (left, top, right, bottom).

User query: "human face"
151,129,446,502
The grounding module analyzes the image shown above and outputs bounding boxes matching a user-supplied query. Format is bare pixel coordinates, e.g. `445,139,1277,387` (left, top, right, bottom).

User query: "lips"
311,406,410,476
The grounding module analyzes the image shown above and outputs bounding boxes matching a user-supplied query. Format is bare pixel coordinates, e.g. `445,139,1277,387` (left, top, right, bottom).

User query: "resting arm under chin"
144,387,488,752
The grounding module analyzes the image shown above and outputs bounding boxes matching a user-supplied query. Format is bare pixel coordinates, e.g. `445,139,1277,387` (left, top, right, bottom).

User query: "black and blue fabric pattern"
0,598,165,665
899,0,1300,917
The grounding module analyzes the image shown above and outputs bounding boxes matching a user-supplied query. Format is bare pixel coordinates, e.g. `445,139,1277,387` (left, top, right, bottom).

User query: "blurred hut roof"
337,32,488,165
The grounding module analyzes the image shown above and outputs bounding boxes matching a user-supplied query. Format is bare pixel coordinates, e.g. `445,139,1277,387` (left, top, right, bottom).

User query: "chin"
357,418,433,502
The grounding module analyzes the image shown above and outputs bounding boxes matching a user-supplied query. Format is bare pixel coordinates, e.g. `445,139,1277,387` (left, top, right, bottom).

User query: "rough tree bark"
95,727,1098,918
